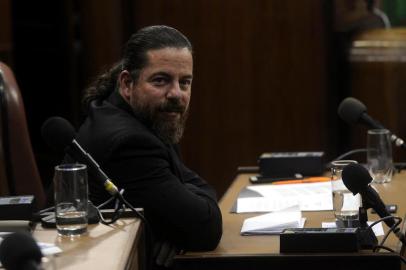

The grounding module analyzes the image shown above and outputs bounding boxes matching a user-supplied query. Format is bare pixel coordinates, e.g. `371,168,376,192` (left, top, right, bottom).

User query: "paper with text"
236,182,333,213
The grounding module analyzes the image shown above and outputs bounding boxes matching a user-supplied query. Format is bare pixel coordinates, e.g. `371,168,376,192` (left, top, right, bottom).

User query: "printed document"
236,182,333,213
241,208,305,235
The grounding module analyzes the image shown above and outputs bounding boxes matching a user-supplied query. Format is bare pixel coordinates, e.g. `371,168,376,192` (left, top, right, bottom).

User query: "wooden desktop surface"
175,171,406,269
33,218,143,270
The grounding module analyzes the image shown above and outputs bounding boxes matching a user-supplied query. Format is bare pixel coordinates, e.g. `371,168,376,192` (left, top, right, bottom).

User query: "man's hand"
153,241,178,268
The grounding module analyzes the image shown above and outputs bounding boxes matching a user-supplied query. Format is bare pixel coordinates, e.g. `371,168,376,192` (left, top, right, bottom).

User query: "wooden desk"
33,218,144,270
175,172,406,270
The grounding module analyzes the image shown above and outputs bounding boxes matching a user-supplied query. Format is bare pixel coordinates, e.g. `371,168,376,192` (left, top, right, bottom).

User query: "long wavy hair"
82,25,193,110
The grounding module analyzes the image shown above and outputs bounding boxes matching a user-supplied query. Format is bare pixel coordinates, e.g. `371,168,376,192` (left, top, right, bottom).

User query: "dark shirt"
75,91,222,251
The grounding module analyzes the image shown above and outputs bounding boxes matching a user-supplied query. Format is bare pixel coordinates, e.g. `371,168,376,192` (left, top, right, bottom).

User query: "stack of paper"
236,181,333,213
241,210,305,235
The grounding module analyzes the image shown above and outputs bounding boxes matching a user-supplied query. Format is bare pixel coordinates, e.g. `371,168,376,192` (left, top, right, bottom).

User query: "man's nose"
167,82,182,99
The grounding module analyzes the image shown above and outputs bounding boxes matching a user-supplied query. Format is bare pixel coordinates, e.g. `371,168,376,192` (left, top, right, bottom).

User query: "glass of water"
331,160,361,222
54,164,88,237
367,129,393,184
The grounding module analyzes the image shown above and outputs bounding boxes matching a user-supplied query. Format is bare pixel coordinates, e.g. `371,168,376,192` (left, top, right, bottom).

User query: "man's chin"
161,111,182,119
153,123,184,145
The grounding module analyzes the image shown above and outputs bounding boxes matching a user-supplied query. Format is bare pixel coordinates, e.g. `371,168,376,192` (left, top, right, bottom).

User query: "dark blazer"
75,91,222,251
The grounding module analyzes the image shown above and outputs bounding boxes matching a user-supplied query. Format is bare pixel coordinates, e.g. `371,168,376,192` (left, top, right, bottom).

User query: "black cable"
368,216,402,231
96,204,125,225
38,206,54,214
361,220,406,264
118,193,149,226
95,189,148,227
114,192,155,269
372,245,406,264
97,195,117,209
327,148,405,173
367,216,405,256
376,217,402,251
96,189,131,225
328,148,368,167
373,245,396,253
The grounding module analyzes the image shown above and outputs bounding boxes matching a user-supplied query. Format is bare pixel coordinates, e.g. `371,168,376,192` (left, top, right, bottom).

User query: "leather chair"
0,62,46,209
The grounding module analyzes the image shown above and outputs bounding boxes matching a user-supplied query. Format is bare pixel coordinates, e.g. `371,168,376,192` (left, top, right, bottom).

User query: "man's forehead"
147,47,192,63
142,48,193,78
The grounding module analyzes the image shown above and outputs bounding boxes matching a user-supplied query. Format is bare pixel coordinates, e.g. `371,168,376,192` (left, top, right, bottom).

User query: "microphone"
0,232,43,270
41,117,119,196
338,97,405,148
342,163,406,244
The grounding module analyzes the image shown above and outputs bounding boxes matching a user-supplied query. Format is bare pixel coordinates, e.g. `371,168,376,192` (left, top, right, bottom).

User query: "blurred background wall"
1,0,405,197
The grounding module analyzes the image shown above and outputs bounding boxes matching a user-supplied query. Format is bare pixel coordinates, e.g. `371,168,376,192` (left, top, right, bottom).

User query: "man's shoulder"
78,101,163,151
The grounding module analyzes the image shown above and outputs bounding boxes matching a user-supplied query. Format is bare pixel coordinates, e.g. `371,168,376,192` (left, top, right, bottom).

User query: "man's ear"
118,70,133,102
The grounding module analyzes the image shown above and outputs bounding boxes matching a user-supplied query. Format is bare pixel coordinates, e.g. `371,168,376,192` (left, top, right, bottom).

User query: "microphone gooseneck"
41,117,148,226
41,117,119,196
342,163,406,245
0,232,43,270
338,97,405,149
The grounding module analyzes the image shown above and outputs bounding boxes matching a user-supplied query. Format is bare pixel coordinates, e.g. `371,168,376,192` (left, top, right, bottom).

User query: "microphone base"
335,219,377,249
357,227,378,250
335,219,360,228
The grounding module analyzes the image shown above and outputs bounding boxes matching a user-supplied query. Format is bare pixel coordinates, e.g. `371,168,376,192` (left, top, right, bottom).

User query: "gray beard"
130,99,188,145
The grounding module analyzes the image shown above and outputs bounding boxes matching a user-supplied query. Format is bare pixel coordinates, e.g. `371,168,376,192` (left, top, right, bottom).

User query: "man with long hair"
76,25,222,268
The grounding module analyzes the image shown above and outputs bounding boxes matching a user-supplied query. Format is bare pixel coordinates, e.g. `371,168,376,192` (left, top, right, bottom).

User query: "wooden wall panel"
6,1,400,197
0,0,13,195
132,0,332,195
349,28,406,162
6,0,336,197
0,0,13,64
78,0,130,81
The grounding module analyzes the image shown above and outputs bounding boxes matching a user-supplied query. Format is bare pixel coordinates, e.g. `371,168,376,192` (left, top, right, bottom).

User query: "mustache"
159,99,186,113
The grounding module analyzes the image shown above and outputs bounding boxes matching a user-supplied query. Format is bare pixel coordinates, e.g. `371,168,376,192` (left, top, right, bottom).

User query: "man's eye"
152,77,168,85
180,79,192,90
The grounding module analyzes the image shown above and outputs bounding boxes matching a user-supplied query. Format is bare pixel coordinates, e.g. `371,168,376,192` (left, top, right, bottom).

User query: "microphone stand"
360,189,406,247
96,189,148,226
356,204,378,249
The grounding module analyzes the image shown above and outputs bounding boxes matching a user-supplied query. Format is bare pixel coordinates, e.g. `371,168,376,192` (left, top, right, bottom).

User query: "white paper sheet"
236,182,333,213
241,210,305,235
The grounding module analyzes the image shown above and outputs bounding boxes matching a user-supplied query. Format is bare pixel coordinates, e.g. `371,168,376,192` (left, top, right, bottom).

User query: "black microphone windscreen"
342,163,373,195
41,117,76,152
0,232,42,270
337,97,367,125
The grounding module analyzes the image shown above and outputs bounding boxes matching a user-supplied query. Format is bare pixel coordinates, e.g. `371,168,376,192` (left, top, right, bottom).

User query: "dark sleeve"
104,133,222,251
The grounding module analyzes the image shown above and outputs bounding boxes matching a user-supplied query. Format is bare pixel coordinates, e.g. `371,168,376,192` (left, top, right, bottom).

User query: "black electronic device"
258,152,324,180
280,227,360,253
0,195,35,221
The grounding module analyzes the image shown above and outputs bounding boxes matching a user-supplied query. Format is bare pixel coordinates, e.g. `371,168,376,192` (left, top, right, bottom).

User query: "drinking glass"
367,129,393,184
331,160,361,221
54,164,88,237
